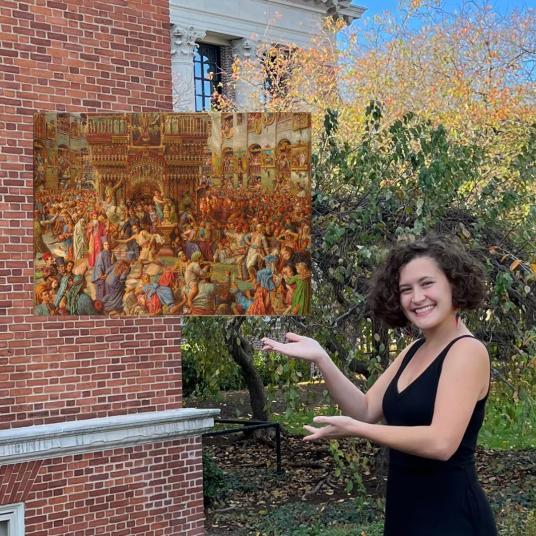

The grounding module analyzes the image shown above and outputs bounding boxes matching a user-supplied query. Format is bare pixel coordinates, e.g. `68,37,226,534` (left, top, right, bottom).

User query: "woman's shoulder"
448,334,488,355
441,336,490,380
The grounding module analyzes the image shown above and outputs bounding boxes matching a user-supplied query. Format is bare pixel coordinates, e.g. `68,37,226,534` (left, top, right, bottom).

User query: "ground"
187,387,536,536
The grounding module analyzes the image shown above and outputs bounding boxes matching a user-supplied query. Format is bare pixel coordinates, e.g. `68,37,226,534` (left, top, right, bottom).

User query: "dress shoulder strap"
436,334,478,367
441,334,476,352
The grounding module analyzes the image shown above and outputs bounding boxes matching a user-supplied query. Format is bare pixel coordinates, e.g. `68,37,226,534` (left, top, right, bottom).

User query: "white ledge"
0,408,220,466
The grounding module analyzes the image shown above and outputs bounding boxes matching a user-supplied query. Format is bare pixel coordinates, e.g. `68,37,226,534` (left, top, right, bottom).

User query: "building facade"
170,0,364,111
0,2,217,535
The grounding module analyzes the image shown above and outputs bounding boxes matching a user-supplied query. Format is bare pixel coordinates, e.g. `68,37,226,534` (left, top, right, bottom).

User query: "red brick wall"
0,1,182,430
0,437,205,535
0,4,208,534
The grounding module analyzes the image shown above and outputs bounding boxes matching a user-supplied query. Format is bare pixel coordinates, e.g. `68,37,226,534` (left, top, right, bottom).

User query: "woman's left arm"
306,338,490,461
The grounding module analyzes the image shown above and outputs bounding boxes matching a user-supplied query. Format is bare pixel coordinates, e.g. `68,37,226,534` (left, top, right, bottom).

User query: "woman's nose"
412,286,425,303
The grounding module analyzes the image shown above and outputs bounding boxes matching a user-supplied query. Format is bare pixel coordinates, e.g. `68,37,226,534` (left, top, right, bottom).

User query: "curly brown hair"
367,235,487,328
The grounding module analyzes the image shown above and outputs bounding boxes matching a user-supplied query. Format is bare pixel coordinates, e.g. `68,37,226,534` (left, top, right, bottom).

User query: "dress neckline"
395,334,475,396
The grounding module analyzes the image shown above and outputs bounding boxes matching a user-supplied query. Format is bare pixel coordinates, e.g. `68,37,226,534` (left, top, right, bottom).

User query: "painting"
262,148,275,168
131,112,161,146
222,114,234,139
33,112,312,317
292,112,310,130
247,112,263,135
291,144,309,171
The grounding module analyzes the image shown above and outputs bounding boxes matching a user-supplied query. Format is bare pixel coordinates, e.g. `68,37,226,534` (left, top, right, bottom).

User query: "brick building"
0,1,362,535
0,2,217,534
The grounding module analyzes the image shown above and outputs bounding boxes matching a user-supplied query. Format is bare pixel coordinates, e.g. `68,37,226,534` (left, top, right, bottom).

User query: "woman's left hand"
303,416,363,441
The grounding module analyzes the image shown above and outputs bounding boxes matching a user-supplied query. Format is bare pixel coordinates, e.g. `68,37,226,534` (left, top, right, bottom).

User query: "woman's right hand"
261,332,329,364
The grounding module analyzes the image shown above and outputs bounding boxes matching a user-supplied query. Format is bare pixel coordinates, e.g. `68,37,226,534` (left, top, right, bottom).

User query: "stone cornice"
0,408,220,466
169,0,364,49
274,0,365,23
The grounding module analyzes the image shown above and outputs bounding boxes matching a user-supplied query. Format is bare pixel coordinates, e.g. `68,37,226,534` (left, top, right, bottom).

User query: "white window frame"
0,504,24,536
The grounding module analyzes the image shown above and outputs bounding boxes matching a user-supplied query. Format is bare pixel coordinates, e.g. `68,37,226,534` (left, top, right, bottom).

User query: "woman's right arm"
262,332,410,424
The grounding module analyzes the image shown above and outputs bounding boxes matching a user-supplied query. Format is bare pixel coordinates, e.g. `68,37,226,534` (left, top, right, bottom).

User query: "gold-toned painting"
33,112,312,317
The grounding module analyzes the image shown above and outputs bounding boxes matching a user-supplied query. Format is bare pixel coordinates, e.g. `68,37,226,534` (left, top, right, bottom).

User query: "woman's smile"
411,303,436,316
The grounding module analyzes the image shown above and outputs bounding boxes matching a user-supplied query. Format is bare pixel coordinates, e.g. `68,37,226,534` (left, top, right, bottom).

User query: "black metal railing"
203,419,282,473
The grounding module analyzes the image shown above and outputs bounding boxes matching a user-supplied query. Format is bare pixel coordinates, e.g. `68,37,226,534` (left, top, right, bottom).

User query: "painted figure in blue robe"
92,240,115,301
54,259,74,310
256,266,276,291
65,275,96,315
153,190,165,222
141,273,175,306
103,260,131,314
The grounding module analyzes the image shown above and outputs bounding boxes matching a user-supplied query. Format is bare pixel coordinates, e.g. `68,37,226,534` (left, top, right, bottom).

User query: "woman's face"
398,256,455,330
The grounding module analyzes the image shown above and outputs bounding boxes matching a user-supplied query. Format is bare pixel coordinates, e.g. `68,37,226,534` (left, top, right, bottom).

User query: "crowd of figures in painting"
33,112,312,316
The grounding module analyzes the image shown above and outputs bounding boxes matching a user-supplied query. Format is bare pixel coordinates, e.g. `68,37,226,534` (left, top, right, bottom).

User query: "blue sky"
344,0,534,45
353,0,534,21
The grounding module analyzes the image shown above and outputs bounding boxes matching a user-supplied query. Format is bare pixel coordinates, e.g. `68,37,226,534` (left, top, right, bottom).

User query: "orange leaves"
227,2,535,147
510,259,522,272
489,247,534,276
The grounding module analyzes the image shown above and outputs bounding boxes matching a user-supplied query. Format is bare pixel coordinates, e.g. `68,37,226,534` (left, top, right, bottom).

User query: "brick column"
0,2,210,534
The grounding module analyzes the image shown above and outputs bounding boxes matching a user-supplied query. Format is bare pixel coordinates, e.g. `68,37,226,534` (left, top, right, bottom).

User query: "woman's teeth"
413,305,435,315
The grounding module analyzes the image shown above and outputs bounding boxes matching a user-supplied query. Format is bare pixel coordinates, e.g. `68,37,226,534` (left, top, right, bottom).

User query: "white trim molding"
0,408,220,466
170,0,365,50
0,503,24,536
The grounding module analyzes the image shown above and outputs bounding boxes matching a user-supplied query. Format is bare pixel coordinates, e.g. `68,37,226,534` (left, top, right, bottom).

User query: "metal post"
275,423,282,474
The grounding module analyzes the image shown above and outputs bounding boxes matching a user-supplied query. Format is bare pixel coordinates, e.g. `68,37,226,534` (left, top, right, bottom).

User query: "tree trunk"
371,318,390,370
374,445,389,496
224,318,269,421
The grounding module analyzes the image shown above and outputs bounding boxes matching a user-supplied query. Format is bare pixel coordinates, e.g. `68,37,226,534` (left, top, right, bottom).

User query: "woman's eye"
400,288,411,294
422,281,433,287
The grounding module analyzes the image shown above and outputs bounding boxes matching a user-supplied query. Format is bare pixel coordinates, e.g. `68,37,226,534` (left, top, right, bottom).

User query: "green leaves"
323,222,346,249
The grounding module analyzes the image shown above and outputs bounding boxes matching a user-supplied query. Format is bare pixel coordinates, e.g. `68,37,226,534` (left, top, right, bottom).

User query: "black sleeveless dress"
382,335,497,535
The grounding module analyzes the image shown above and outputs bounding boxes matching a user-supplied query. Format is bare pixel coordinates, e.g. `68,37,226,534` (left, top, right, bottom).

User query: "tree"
182,1,535,421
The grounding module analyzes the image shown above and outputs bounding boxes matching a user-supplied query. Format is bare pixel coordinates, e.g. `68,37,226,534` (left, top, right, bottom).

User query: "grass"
251,500,384,536
479,384,536,450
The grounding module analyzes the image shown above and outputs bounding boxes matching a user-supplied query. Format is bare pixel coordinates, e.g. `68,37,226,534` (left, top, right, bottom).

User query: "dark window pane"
193,44,222,109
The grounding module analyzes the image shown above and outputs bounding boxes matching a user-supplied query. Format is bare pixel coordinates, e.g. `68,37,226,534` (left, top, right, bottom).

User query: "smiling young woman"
261,235,497,535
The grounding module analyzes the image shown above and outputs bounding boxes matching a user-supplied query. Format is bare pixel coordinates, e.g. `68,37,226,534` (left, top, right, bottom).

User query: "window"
193,44,221,111
0,504,24,536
